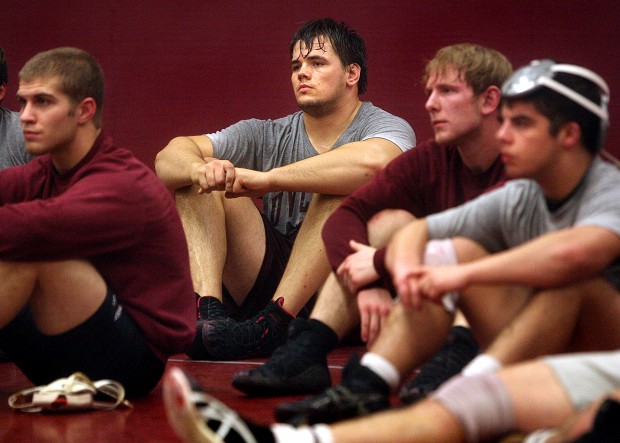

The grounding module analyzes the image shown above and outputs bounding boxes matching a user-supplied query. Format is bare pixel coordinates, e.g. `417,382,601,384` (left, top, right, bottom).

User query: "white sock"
272,424,314,443
271,424,334,443
360,352,400,390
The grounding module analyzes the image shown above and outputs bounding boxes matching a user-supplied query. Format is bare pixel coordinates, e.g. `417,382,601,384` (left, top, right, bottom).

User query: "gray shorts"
544,350,620,409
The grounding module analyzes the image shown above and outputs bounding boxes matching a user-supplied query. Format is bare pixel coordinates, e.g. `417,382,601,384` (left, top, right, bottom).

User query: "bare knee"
367,209,415,247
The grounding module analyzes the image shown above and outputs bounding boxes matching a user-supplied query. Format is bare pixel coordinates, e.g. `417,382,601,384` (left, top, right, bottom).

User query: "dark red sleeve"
322,142,433,270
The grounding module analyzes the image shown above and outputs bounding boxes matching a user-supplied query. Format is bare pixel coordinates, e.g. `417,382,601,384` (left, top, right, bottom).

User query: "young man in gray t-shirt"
155,18,414,361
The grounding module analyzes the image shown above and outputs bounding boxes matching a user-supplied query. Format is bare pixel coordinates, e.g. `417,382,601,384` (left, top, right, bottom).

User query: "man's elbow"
154,137,187,189
552,242,610,277
364,144,401,174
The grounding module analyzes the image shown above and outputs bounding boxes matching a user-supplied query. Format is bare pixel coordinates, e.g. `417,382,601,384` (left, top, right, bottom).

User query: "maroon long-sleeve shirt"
0,133,194,358
322,139,506,282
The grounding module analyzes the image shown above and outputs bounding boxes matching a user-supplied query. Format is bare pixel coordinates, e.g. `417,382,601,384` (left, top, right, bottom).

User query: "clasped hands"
191,159,268,198
337,239,469,342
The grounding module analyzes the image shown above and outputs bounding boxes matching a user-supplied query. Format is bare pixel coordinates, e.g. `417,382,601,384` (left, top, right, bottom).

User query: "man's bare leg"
177,187,281,360
483,278,620,369
174,186,265,305
0,259,107,334
272,194,344,315
327,360,571,443
311,273,361,339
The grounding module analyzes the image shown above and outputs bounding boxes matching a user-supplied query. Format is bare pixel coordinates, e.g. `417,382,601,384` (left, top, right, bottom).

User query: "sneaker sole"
232,366,330,397
163,367,223,443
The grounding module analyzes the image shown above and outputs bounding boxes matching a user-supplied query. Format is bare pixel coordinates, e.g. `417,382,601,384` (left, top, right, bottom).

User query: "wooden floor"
0,347,366,442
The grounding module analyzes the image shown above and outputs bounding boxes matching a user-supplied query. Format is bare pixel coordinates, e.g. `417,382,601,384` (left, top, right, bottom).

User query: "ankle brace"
432,373,515,443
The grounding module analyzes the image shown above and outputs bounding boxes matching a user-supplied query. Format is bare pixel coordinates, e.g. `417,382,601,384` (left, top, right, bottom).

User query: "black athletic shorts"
222,211,315,320
0,287,164,397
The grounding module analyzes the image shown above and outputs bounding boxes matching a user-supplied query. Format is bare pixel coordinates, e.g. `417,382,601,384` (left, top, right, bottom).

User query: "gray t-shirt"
427,156,620,281
206,102,415,235
0,107,30,170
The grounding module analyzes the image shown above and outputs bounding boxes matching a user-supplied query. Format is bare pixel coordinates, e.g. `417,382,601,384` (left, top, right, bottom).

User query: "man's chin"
25,144,47,156
434,134,454,146
298,97,337,115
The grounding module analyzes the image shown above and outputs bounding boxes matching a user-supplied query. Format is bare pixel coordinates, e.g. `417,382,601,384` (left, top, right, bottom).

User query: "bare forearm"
155,136,208,191
266,140,401,195
385,219,429,275
460,227,620,288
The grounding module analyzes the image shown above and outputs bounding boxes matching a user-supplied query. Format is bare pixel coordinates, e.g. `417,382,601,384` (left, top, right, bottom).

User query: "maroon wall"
3,1,620,167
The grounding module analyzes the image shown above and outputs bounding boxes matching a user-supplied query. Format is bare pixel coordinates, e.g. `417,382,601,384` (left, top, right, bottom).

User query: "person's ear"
558,121,582,149
480,85,501,116
346,63,361,87
0,83,6,102
76,97,97,124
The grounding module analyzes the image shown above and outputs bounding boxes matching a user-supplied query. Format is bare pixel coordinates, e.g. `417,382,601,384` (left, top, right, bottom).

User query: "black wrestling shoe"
197,294,228,321
399,325,479,405
186,296,228,360
232,319,336,396
203,298,294,360
571,398,620,443
163,367,275,443
274,355,390,426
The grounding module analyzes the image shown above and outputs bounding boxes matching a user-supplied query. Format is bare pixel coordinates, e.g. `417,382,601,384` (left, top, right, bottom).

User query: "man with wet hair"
155,18,414,361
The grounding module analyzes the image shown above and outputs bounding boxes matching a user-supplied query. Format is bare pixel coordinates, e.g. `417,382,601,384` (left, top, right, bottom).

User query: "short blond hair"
424,44,512,96
20,47,104,127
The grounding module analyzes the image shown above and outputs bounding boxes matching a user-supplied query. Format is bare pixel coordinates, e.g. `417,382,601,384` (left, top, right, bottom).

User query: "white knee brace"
431,373,516,443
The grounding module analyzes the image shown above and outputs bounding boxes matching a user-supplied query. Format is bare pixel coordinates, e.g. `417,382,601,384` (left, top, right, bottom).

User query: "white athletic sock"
271,424,334,443
360,352,400,390
272,424,314,443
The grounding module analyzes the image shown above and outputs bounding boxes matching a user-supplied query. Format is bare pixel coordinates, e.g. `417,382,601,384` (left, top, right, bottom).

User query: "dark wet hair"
290,18,367,94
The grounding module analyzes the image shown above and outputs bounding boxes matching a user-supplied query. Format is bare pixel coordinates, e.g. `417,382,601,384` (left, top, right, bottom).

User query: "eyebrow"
291,53,328,65
17,92,55,101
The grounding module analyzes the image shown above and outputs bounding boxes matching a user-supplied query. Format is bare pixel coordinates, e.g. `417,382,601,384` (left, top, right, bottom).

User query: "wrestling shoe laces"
203,297,293,360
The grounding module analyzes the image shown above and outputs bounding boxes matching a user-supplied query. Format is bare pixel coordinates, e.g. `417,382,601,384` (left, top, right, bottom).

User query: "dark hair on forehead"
504,72,607,154
289,18,368,94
